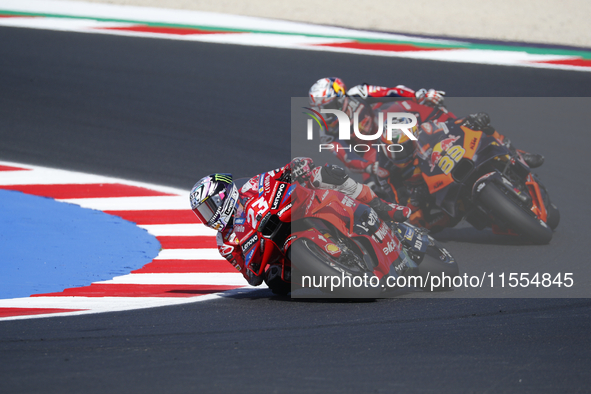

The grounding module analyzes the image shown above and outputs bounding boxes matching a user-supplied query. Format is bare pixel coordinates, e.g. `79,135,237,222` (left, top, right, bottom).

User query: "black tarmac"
1,26,591,393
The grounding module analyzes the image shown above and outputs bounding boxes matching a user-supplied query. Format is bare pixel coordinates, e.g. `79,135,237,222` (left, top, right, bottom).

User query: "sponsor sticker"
404,227,415,241
283,235,297,250
278,203,292,217
271,182,287,210
325,243,341,255
258,174,265,196
241,234,259,253
382,240,397,255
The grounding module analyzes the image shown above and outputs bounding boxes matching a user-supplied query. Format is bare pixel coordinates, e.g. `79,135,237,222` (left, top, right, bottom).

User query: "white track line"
61,196,189,210
1,0,588,72
139,224,216,237
0,286,263,321
96,272,246,286
154,248,224,260
0,0,463,44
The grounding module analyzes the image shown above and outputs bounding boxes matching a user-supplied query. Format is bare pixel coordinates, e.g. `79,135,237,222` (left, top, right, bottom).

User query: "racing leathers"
319,84,544,231
321,83,446,180
215,158,411,288
323,84,542,178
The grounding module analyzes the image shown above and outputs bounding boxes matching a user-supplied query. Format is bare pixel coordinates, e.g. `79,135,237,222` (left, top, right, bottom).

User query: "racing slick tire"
479,182,553,245
546,202,560,230
289,238,383,298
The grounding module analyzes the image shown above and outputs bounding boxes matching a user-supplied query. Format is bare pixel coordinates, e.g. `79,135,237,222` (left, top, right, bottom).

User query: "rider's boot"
465,114,545,169
264,263,290,295
517,149,545,169
500,137,544,169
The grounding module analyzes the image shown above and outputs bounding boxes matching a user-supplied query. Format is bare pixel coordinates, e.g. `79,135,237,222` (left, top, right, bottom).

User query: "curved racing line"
0,161,257,321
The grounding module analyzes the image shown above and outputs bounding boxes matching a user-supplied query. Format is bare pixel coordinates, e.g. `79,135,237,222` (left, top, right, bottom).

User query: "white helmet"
308,77,346,107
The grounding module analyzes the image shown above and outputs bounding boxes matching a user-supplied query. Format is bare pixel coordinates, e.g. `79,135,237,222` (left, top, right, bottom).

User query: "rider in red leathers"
310,77,544,175
308,77,545,231
309,77,448,181
189,158,411,292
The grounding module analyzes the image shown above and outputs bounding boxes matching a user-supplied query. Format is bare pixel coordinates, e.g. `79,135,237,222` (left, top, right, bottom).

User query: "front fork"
525,174,548,222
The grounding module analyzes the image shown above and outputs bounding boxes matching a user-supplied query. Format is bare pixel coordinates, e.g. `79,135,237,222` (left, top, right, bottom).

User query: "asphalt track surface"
1,26,591,393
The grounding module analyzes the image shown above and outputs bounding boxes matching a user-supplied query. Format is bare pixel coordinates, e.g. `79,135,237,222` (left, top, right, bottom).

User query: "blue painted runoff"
0,189,161,299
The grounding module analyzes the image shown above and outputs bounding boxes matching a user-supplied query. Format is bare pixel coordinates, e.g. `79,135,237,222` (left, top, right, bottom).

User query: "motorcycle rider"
309,77,544,172
189,158,411,292
308,77,449,181
309,77,545,231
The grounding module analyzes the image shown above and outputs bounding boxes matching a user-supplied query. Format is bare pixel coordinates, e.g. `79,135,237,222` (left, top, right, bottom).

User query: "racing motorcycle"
368,116,559,245
234,175,459,297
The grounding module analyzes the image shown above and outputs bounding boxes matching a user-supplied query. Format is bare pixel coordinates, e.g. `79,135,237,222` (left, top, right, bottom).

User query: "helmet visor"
193,194,222,225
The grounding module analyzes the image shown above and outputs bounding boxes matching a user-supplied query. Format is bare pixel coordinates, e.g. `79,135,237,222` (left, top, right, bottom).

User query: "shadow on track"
432,226,559,246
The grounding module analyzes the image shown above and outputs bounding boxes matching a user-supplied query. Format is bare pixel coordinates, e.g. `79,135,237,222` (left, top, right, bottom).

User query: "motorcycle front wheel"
546,202,560,230
289,238,383,298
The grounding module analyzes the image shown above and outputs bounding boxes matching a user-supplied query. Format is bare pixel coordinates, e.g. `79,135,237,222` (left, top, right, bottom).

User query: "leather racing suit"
322,83,446,180
215,158,411,289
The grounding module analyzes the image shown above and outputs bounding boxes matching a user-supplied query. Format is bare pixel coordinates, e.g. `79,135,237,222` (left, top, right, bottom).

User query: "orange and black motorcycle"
370,117,559,244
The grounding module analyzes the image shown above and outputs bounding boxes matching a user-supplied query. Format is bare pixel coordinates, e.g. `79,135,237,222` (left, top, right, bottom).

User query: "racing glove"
462,113,496,135
415,89,446,107
290,157,315,183
369,198,411,222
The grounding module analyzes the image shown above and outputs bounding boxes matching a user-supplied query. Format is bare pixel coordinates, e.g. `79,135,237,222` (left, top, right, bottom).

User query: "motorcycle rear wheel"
289,238,383,298
479,182,553,245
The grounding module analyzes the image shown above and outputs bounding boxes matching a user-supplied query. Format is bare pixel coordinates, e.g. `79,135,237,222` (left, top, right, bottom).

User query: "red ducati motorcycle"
234,175,458,297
